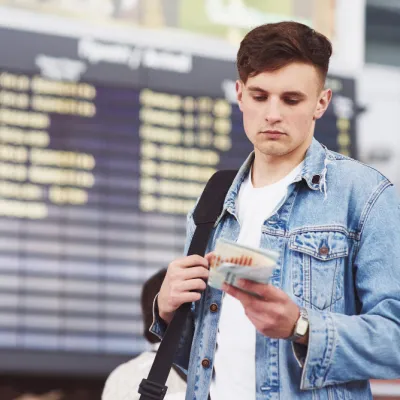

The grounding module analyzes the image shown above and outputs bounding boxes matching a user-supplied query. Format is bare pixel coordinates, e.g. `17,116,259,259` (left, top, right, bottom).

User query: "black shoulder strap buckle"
138,378,168,400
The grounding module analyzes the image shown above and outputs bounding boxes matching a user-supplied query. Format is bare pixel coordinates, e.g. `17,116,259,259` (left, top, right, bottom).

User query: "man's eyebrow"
283,91,307,97
247,86,306,97
247,86,267,93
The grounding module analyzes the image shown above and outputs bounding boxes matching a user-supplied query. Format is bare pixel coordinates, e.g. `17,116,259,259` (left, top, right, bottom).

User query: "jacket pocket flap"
289,230,349,261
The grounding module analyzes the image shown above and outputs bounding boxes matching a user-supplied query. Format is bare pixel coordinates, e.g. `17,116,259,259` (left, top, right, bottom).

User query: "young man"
151,21,400,399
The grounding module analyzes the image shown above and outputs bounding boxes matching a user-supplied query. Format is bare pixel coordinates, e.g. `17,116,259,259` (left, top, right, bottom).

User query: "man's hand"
222,279,308,345
157,253,214,324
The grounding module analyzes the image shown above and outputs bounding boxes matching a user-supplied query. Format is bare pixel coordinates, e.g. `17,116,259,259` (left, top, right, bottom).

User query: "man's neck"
251,144,309,188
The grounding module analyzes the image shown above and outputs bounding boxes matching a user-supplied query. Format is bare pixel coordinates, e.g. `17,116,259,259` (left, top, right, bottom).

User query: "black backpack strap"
139,170,238,400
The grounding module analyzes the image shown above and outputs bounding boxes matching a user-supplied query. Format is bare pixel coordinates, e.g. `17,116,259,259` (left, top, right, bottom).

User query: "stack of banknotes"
208,238,279,297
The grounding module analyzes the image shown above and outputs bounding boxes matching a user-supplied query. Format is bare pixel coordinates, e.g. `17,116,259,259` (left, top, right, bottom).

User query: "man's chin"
255,142,291,157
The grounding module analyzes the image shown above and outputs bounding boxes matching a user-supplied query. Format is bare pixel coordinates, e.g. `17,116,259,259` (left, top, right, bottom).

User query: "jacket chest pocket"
289,230,349,311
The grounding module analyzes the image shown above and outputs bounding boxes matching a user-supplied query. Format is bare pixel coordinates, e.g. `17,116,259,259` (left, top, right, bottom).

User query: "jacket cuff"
300,308,337,390
149,293,168,340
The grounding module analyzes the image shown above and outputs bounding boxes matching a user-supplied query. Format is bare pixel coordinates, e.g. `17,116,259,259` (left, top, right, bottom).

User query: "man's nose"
264,101,282,124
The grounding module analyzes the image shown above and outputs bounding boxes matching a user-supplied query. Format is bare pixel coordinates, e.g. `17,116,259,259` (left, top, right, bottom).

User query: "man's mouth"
260,130,286,138
261,130,285,134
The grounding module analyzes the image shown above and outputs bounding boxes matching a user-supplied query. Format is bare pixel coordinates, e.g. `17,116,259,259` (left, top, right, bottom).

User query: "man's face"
236,62,332,160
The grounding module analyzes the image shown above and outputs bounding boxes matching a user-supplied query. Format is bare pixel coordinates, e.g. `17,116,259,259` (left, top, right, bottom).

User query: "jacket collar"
221,137,331,217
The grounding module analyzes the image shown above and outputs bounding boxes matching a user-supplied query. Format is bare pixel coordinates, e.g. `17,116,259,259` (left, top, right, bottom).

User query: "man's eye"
253,96,267,102
284,98,299,105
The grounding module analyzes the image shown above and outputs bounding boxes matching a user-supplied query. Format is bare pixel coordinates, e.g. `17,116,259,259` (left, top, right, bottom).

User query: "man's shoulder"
325,149,393,189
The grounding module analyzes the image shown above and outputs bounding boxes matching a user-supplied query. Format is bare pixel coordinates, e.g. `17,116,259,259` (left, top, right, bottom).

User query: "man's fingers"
223,281,269,304
182,266,209,281
235,279,276,299
179,292,202,303
179,278,207,292
174,254,209,269
222,283,255,306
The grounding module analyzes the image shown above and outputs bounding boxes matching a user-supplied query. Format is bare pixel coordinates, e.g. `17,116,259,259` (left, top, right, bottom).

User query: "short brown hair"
237,21,332,84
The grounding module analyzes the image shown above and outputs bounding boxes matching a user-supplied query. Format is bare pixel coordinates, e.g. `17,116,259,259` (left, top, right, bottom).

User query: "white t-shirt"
102,350,186,400
209,162,303,400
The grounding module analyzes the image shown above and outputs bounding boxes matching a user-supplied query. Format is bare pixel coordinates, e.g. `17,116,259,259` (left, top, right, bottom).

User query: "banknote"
208,238,279,297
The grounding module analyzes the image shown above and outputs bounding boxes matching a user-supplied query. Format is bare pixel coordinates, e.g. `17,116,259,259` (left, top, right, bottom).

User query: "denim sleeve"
148,295,195,374
299,182,400,390
148,206,198,373
149,293,168,340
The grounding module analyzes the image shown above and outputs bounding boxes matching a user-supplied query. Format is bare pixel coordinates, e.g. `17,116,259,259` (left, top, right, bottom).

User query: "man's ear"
314,88,332,120
236,80,244,111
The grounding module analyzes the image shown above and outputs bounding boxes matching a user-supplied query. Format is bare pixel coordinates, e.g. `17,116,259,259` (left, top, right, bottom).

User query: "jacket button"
312,175,320,184
202,358,211,369
319,246,329,255
210,303,218,313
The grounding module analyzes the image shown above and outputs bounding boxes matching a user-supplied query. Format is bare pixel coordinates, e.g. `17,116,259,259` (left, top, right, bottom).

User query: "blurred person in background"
14,392,63,400
152,21,400,399
0,378,100,400
102,269,186,400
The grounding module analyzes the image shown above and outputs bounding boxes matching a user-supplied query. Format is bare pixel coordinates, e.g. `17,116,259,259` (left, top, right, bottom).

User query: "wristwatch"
287,307,309,342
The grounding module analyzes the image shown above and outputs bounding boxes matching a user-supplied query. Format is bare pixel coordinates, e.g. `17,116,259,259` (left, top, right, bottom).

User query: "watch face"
297,319,309,336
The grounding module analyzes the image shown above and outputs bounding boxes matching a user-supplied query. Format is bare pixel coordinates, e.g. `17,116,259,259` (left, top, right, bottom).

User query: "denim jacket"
151,138,400,400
